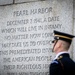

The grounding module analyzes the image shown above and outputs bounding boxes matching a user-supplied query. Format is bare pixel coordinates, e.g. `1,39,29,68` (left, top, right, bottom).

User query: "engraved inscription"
0,0,72,75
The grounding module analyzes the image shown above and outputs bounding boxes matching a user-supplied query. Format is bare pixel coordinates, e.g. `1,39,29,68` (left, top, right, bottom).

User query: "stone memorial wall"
0,0,73,75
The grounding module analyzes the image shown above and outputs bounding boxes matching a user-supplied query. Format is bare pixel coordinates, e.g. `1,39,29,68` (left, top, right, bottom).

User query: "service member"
49,30,75,75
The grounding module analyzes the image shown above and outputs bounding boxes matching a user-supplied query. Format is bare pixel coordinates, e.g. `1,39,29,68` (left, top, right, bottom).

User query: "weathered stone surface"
15,0,39,3
74,0,75,19
0,0,73,75
0,0,13,5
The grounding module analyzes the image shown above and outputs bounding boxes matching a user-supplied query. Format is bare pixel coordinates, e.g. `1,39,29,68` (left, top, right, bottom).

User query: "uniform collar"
54,51,69,60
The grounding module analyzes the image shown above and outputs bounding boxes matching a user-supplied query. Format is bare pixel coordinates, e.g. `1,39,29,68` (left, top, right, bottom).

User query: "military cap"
52,30,75,44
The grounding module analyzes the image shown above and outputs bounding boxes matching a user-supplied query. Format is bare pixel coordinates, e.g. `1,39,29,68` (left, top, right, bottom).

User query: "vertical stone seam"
13,0,15,4
72,0,75,60
73,0,75,19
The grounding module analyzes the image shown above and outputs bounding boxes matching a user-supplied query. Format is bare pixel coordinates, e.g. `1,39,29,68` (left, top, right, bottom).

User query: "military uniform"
49,30,75,75
49,52,75,75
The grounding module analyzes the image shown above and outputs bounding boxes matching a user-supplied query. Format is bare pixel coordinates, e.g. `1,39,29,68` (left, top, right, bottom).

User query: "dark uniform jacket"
49,53,75,75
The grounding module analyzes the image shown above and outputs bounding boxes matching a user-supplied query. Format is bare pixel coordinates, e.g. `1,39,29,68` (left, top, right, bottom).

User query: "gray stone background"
0,0,75,75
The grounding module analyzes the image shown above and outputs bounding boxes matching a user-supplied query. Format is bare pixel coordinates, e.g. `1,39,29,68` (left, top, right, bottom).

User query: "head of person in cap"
52,30,75,54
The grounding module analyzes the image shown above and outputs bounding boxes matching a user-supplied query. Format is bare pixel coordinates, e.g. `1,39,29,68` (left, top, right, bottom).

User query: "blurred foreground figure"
49,30,75,75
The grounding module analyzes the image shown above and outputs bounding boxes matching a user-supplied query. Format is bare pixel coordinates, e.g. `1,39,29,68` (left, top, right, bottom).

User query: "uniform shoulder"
51,60,59,64
51,56,63,64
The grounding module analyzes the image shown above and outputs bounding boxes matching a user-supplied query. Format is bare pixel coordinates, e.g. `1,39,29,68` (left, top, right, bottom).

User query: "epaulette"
57,55,64,70
57,56,63,60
